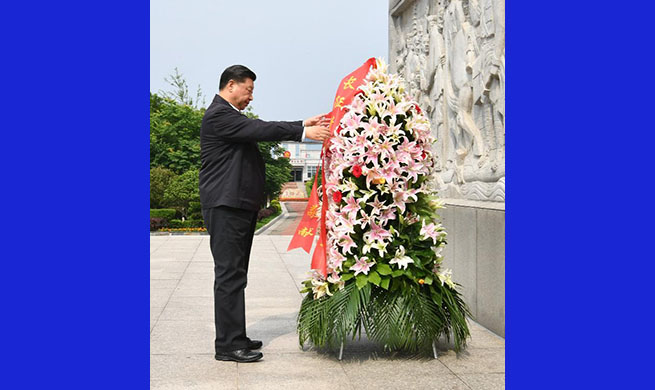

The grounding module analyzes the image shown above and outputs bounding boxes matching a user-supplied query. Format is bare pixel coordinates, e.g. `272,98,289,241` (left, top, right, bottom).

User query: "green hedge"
188,201,203,221
169,219,205,228
304,173,321,198
304,180,313,199
255,208,281,231
151,208,176,220
269,199,281,213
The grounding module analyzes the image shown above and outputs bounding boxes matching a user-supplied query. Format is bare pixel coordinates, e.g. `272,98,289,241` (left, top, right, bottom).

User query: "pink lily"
350,96,366,114
342,195,361,218
364,220,392,244
350,256,373,276
378,207,397,225
420,220,440,244
367,195,387,216
339,234,358,255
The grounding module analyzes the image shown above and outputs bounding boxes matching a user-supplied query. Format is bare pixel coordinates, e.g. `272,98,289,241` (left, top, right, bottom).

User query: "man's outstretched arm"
207,108,330,143
302,113,331,142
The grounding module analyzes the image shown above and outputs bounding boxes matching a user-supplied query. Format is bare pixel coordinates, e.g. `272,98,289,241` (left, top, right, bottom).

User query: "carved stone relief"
390,0,505,202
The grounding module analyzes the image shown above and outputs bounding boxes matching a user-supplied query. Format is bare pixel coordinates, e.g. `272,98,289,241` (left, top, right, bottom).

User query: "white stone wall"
390,0,506,336
389,0,505,202
440,200,505,336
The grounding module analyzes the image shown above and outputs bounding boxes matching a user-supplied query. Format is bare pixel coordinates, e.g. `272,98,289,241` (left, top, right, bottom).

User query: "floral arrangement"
298,58,471,353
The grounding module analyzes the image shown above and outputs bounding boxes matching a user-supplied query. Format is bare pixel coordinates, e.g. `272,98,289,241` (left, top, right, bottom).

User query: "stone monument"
389,0,505,336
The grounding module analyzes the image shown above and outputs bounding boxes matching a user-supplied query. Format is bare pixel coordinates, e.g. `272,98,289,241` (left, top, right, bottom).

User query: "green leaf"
424,274,434,285
341,273,354,281
392,269,404,277
356,274,368,289
380,277,390,290
376,263,393,275
430,289,443,306
368,271,381,286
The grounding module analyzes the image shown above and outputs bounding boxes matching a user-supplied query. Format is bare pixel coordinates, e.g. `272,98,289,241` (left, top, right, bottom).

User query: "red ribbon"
288,58,378,277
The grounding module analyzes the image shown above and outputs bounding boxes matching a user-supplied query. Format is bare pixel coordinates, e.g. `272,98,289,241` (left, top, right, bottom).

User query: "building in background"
280,142,322,182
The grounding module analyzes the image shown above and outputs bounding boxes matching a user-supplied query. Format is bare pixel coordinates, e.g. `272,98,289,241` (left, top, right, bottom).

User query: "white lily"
372,241,389,257
437,269,456,289
311,279,332,299
389,245,414,270
375,57,389,74
327,272,345,290
338,178,359,197
358,188,378,203
432,244,444,258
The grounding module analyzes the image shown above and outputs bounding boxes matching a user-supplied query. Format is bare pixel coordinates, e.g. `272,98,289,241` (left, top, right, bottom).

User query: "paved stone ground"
151,234,505,390
263,201,307,235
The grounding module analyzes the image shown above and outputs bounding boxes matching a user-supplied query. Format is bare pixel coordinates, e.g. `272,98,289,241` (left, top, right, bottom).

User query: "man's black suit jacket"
199,94,304,211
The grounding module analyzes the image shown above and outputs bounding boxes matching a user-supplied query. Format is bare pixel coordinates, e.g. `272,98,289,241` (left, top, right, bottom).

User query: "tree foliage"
150,166,176,209
162,169,200,217
150,93,203,174
305,169,322,199
244,109,292,203
259,141,292,202
160,67,205,109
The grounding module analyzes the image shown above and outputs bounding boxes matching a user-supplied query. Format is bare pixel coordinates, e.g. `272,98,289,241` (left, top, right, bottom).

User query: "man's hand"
304,113,330,127
305,125,331,141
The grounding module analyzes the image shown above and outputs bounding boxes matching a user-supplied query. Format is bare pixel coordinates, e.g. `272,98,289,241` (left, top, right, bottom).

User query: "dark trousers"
202,205,258,352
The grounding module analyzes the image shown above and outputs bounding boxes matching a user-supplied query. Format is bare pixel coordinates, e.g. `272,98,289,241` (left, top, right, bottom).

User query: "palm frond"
297,280,471,355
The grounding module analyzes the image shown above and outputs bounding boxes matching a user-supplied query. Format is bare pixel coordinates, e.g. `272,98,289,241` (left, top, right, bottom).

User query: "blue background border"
508,2,654,388
2,1,149,388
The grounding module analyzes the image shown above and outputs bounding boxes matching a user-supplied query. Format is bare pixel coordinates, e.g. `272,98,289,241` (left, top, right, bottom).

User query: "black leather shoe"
248,339,263,349
215,348,263,363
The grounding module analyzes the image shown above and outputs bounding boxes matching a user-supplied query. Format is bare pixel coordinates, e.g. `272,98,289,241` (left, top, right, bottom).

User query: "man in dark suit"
199,65,330,363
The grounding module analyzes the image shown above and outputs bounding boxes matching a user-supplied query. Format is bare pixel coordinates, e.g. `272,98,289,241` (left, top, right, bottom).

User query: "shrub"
269,199,281,213
168,219,205,229
258,141,292,201
169,219,184,228
188,201,203,221
304,173,321,198
163,168,200,218
150,208,176,220
150,167,176,209
257,208,274,221
304,180,312,199
186,219,205,228
150,217,169,231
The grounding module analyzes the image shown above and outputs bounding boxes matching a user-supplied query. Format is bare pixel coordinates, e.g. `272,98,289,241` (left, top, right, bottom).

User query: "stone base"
439,199,505,337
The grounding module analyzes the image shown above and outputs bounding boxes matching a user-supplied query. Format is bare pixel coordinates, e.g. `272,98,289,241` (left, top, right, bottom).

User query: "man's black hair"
219,65,257,90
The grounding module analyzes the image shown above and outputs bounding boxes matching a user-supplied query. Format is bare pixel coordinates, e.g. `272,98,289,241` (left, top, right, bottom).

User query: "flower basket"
297,59,471,354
